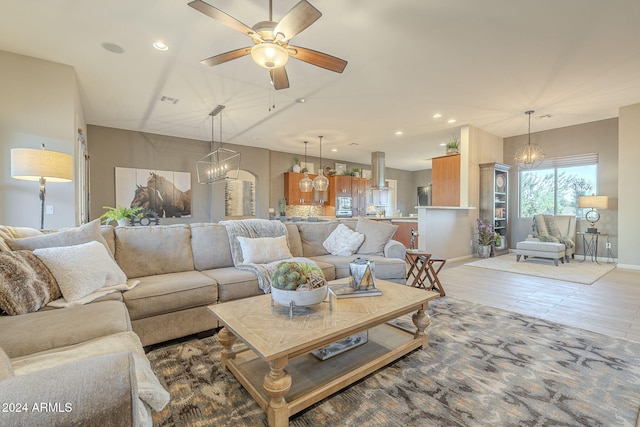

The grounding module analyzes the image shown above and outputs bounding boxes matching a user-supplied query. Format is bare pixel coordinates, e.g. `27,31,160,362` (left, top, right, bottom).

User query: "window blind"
522,152,599,170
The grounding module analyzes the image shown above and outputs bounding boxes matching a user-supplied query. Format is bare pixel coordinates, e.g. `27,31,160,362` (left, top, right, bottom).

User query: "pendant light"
312,135,329,192
515,110,545,169
299,141,313,192
196,105,241,184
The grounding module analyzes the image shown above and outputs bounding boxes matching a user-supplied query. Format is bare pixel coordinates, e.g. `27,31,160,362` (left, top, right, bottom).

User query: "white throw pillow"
323,223,365,256
236,235,293,264
34,241,128,302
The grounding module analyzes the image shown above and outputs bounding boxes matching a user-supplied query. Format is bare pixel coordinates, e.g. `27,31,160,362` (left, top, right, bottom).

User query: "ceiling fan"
188,0,348,90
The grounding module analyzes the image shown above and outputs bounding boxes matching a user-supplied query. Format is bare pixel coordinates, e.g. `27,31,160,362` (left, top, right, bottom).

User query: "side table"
577,232,608,264
405,250,446,296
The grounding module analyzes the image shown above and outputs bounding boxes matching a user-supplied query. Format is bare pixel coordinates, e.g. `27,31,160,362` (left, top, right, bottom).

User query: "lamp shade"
11,148,72,182
578,195,608,209
251,42,289,69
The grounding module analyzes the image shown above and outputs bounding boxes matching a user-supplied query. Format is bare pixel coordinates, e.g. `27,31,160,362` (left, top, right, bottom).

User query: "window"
519,153,598,218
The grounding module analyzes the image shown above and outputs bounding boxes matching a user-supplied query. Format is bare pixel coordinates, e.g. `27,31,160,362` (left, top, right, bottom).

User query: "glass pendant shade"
312,169,328,191
299,172,313,192
312,136,329,192
251,42,289,69
515,110,545,169
299,140,313,192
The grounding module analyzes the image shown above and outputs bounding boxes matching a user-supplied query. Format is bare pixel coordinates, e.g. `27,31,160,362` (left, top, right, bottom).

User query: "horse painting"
130,172,191,218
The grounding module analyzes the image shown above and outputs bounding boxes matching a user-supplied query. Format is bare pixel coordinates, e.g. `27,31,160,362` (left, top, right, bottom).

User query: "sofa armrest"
525,235,540,241
384,240,406,259
2,352,138,427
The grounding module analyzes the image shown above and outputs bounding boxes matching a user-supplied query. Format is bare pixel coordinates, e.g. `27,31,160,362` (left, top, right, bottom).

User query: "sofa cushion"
310,254,406,282
34,241,128,302
0,346,13,379
284,223,303,257
115,225,194,278
295,221,338,257
355,217,398,256
0,250,61,315
237,235,292,264
123,271,217,320
0,300,131,359
100,225,116,256
201,267,261,303
5,219,111,255
190,223,234,270
323,224,365,256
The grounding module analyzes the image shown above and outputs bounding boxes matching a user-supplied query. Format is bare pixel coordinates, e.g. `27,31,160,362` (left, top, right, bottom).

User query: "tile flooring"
430,258,640,342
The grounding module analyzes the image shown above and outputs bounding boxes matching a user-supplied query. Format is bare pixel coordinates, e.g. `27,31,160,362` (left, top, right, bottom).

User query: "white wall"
618,103,640,269
0,51,80,229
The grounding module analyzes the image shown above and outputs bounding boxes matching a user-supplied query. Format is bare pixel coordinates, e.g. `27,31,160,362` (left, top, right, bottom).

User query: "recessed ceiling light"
447,119,456,124
395,130,403,135
331,148,337,152
439,143,446,147
295,98,307,103
153,41,168,51
433,113,442,119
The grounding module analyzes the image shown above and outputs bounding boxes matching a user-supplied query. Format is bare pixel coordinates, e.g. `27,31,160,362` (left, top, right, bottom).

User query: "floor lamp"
11,144,73,229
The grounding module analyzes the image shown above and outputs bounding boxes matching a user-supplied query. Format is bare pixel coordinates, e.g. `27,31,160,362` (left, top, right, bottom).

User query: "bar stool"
405,250,446,296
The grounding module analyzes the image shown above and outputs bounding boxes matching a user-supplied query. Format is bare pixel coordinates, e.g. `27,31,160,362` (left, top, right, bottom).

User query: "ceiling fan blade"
288,45,348,73
201,47,251,67
270,67,290,90
273,0,322,42
188,0,256,38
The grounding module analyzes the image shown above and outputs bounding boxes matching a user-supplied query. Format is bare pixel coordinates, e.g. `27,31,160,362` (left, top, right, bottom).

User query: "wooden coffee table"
208,279,440,427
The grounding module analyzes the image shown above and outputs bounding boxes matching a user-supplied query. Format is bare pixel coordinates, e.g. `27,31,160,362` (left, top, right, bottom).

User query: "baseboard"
616,263,640,271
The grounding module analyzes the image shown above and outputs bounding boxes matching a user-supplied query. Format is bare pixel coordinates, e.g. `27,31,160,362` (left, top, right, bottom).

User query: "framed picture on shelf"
300,162,314,174
495,174,506,192
335,163,347,175
362,169,372,179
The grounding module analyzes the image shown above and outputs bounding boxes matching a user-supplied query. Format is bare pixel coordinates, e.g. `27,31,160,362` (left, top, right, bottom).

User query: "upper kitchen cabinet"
284,172,316,205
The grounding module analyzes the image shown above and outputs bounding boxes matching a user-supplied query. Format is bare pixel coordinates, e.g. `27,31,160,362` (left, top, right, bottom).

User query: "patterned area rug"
147,297,640,427
465,253,616,284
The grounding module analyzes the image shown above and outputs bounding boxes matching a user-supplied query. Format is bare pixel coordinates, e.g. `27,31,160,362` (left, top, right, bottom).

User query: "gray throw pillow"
355,217,398,256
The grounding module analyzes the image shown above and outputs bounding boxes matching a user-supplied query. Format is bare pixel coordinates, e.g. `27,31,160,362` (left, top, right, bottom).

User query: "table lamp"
578,195,608,233
11,144,73,229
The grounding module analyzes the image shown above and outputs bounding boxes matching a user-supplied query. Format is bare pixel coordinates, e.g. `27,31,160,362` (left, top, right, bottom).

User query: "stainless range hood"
370,151,388,189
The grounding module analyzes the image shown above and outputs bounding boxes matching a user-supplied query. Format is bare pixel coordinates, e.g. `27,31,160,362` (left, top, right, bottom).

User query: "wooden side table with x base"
405,250,446,296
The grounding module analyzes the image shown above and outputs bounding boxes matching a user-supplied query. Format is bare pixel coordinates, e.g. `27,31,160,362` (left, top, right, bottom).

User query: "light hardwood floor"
429,259,640,342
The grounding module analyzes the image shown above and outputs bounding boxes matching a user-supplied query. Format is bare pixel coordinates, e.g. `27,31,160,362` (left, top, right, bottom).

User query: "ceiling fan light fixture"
251,42,289,69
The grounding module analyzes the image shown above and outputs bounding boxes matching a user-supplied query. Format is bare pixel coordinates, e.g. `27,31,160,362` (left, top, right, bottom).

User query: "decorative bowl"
271,285,328,307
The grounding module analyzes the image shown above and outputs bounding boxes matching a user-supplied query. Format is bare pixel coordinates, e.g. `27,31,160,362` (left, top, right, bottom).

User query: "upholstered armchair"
526,215,577,259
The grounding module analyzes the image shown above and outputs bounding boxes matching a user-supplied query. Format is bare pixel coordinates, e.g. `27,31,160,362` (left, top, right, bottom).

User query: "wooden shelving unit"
479,162,511,256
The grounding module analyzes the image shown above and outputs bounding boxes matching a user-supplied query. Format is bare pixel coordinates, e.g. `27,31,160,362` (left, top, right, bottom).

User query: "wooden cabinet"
392,220,418,249
351,177,369,217
432,154,460,206
284,172,316,205
327,175,352,202
479,162,511,255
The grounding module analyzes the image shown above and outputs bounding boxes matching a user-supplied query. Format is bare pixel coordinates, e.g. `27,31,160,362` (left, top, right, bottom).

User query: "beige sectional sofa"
0,217,406,426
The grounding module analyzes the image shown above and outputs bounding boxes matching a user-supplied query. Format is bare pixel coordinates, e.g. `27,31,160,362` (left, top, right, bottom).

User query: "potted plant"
476,218,494,258
100,205,143,226
292,157,301,173
279,198,287,217
446,136,460,155
352,167,361,177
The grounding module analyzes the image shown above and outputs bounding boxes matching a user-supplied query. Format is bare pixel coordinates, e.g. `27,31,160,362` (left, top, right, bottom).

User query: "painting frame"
362,169,372,179
335,162,347,175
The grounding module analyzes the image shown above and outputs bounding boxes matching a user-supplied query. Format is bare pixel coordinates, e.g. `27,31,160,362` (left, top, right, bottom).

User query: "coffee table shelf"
225,322,418,417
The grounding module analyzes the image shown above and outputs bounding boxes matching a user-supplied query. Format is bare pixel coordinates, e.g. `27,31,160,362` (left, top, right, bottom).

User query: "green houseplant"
446,136,460,154
100,205,143,226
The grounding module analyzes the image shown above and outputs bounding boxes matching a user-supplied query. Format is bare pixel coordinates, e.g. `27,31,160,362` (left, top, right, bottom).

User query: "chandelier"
514,110,545,169
196,105,241,184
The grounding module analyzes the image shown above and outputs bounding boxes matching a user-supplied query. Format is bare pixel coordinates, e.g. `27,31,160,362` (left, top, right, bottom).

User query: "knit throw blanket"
219,219,318,293
533,215,575,248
